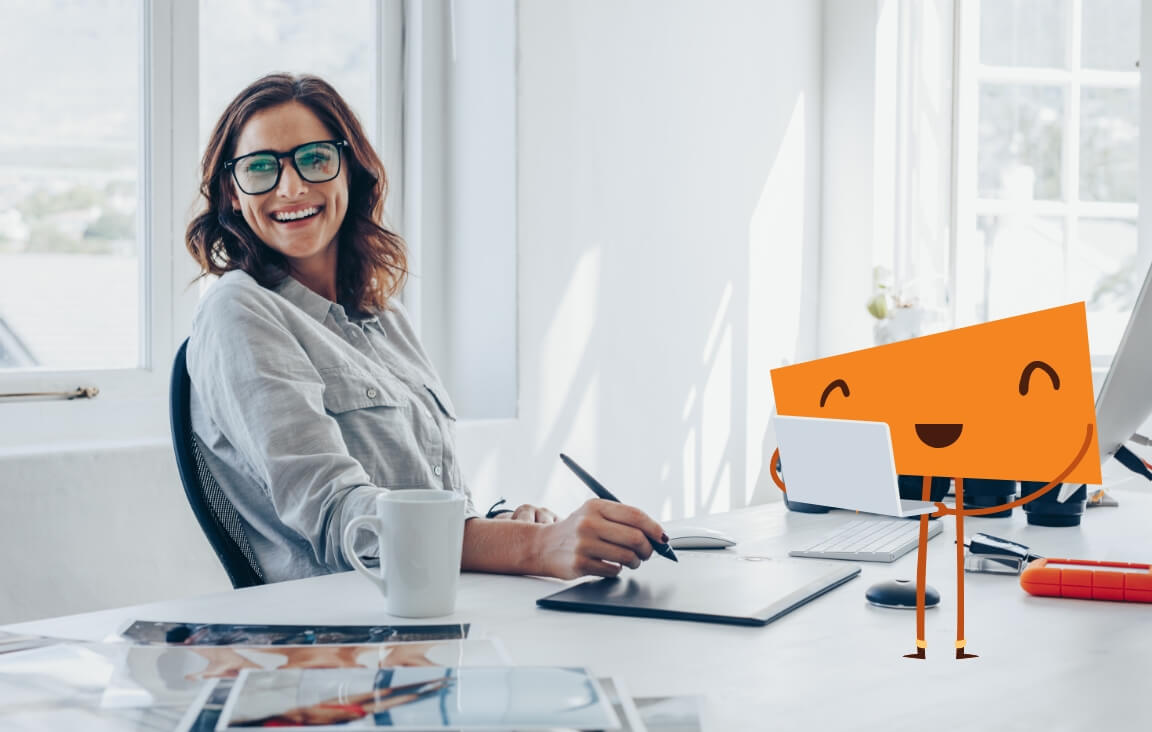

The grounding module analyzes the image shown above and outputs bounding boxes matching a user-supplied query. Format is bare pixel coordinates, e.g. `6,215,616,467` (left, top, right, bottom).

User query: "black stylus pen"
559,453,678,563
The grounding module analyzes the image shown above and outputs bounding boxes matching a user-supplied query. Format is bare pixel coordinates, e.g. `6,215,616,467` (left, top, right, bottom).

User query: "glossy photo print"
102,640,509,709
118,621,469,647
217,666,619,730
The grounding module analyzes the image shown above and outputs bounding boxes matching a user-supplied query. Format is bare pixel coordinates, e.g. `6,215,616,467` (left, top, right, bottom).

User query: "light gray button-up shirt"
188,270,478,583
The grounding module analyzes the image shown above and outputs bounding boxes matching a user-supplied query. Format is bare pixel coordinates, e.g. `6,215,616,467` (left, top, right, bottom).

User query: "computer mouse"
666,526,738,549
865,579,940,609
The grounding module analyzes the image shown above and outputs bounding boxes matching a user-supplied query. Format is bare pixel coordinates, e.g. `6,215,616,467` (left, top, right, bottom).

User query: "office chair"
170,338,265,589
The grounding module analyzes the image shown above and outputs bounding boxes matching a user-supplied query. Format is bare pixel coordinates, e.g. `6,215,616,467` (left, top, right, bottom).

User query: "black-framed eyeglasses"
223,139,349,195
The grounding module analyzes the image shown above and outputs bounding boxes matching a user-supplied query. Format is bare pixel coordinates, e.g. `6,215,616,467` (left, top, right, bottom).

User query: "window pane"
980,0,1067,68
978,84,1064,200
200,0,377,150
0,0,140,371
1080,87,1139,202
1081,0,1140,71
982,214,1067,320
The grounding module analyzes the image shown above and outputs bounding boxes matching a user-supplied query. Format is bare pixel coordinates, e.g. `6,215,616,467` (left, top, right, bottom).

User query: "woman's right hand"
533,498,667,580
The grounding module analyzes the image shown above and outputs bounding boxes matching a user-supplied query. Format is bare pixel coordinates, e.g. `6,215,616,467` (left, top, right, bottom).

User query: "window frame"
951,0,1143,344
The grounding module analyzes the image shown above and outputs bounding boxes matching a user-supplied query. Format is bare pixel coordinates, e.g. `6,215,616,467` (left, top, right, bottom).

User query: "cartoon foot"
903,648,926,660
955,649,979,660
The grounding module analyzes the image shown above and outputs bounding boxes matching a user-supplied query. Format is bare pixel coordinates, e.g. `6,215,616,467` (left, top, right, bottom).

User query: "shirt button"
366,388,378,399
433,465,443,477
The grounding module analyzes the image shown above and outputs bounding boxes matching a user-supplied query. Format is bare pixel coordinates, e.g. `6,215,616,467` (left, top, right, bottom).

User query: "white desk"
7,488,1152,731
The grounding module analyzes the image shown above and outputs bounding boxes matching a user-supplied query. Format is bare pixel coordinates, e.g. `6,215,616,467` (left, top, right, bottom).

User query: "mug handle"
343,515,388,596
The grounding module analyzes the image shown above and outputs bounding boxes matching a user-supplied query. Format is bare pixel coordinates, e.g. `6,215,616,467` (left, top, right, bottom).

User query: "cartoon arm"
770,448,786,492
932,424,1095,516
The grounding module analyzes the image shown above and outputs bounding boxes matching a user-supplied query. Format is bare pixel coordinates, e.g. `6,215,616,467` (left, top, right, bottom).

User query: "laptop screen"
774,415,909,516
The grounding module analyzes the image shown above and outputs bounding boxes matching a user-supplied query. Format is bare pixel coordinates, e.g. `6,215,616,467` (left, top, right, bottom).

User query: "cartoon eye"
819,378,850,407
1019,360,1060,396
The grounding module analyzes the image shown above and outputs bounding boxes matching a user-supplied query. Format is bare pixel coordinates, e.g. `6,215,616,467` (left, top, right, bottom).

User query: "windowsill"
0,436,171,461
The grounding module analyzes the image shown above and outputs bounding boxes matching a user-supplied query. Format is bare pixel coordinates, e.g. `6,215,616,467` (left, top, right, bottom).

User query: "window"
199,0,379,151
953,0,1141,362
0,0,142,371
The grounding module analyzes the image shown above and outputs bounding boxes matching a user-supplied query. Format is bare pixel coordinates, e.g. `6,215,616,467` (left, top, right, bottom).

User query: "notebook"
536,552,859,626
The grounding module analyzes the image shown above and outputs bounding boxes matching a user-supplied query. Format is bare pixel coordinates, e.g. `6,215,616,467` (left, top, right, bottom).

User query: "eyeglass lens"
234,141,341,194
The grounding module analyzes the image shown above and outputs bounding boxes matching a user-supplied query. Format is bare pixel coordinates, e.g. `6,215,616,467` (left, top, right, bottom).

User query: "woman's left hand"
494,503,558,524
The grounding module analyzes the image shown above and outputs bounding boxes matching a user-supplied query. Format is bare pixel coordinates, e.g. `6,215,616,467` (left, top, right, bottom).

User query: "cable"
1114,445,1152,481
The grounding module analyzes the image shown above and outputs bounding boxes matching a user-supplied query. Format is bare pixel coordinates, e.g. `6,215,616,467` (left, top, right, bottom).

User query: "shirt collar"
275,276,381,327
275,276,336,324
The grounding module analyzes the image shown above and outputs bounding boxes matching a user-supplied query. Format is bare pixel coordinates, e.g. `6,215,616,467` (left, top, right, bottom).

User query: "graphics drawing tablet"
536,552,859,626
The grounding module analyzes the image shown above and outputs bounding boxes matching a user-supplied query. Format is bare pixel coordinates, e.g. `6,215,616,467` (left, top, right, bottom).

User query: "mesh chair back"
170,339,265,588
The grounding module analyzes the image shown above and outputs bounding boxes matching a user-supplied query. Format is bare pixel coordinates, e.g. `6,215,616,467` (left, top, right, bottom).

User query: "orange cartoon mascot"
770,303,1101,659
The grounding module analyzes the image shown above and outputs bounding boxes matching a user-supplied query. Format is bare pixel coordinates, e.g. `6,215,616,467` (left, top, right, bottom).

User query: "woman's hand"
493,503,558,524
532,498,667,580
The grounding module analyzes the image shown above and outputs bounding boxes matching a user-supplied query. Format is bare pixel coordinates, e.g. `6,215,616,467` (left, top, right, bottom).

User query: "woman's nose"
276,160,308,196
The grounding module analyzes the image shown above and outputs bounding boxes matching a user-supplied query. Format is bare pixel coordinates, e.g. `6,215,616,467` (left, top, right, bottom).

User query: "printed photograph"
118,621,469,646
218,666,619,730
103,639,508,709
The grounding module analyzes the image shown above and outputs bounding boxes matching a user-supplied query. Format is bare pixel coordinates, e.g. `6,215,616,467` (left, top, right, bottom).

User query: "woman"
185,73,665,583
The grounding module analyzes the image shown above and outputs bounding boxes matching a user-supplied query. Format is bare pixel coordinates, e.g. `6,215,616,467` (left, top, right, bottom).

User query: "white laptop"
773,415,938,517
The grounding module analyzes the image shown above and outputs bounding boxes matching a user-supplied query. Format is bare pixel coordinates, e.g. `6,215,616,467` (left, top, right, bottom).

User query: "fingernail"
660,533,669,543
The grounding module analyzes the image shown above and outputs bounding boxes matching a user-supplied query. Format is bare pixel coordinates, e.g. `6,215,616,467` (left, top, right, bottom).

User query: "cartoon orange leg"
904,475,933,660
953,477,978,660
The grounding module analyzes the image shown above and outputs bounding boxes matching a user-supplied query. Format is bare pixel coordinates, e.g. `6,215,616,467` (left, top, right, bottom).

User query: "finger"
582,536,646,569
536,507,558,524
586,517,655,561
578,557,624,578
593,500,666,543
511,505,537,522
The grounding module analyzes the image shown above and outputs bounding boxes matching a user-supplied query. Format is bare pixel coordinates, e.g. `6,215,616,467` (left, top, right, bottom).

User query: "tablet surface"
536,553,860,626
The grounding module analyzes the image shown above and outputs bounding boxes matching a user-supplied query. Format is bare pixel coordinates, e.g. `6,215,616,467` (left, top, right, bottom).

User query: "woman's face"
229,101,349,276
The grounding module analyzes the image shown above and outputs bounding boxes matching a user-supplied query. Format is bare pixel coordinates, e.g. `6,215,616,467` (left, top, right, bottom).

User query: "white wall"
0,0,822,623
458,0,822,523
0,443,228,623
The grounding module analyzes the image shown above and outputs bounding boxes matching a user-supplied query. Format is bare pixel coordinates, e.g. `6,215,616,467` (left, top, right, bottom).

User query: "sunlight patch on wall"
747,94,807,504
700,284,733,514
538,247,601,450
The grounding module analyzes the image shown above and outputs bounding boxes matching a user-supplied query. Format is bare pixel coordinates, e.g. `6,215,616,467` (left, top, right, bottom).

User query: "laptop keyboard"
789,518,943,563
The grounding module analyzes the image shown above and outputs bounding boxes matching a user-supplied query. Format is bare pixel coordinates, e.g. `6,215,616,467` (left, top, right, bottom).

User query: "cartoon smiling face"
770,302,1101,483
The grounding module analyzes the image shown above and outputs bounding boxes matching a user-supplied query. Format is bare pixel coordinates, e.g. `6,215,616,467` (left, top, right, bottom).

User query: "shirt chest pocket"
319,367,403,413
318,367,432,489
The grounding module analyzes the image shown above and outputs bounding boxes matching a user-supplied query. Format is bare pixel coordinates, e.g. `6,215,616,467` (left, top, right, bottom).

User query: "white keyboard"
789,518,943,563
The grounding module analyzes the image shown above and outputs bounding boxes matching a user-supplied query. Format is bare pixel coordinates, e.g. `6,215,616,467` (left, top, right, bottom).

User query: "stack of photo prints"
0,624,704,731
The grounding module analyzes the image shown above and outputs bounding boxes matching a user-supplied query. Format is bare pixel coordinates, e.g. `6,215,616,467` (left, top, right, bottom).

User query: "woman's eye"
246,160,276,173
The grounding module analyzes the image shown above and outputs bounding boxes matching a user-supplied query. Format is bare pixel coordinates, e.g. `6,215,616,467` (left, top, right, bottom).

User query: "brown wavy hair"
186,73,406,311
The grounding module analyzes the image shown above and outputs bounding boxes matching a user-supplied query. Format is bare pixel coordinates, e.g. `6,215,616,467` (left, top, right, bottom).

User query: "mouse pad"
536,553,860,626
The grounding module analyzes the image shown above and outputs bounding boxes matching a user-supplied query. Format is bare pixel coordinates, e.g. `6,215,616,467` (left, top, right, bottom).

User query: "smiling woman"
181,73,668,585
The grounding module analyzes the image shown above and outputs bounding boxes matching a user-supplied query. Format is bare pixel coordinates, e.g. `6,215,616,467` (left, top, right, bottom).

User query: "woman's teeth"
274,206,320,222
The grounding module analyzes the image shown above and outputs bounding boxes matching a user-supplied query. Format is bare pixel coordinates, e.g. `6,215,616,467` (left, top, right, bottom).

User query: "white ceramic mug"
342,489,466,618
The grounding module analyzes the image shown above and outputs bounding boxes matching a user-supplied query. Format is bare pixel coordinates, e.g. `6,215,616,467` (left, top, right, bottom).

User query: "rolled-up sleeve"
189,289,382,572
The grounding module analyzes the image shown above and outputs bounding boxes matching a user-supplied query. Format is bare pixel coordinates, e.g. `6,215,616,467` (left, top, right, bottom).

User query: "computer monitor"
1090,259,1152,465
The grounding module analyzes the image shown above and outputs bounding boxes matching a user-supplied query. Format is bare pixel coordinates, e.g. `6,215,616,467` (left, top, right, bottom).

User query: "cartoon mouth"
915,424,963,448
